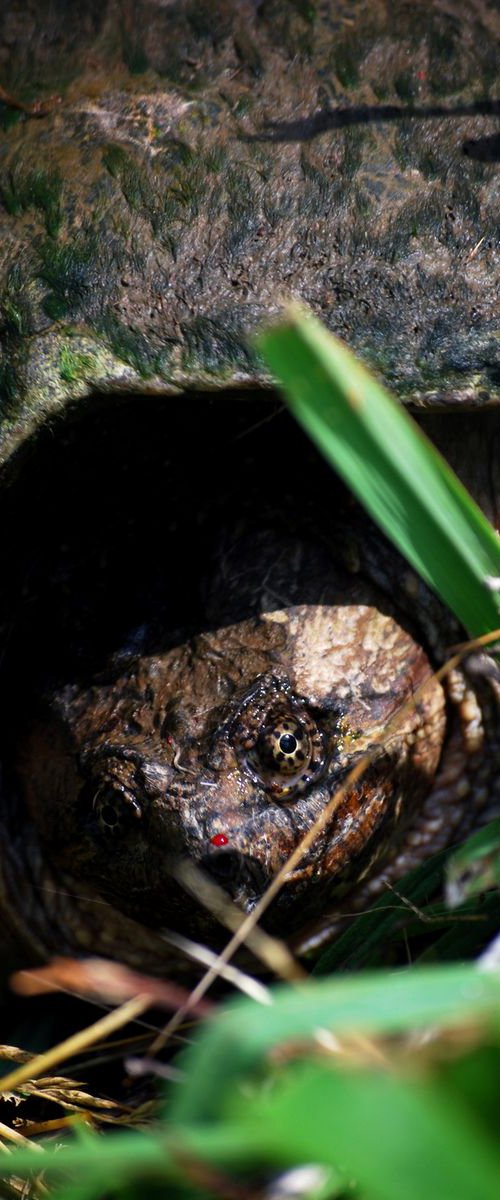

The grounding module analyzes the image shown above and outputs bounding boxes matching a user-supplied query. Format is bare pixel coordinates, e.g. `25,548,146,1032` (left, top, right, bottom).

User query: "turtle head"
14,595,446,948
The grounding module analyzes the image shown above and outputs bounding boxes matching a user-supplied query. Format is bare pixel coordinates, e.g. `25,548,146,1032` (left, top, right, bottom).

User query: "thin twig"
149,629,500,1053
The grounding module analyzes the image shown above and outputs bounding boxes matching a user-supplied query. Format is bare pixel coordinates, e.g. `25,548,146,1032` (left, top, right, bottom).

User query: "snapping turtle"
1,0,500,974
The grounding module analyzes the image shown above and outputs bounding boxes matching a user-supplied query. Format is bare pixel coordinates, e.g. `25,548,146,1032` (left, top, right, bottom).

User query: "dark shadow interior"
0,390,349,724
2,394,495,737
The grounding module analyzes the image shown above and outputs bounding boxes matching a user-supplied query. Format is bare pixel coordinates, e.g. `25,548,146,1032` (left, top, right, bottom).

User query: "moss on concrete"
181,310,260,375
98,314,166,378
38,233,104,321
58,346,96,383
0,160,62,236
102,146,156,214
0,0,499,465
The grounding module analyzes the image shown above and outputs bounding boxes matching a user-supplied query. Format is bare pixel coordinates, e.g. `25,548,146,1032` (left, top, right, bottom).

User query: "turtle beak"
196,847,268,910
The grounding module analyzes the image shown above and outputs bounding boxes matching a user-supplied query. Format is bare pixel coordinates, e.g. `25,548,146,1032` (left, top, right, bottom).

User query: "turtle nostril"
202,849,244,886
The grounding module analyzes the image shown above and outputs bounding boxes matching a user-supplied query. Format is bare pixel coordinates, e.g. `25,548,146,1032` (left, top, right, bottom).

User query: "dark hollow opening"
0,389,349,735
0,390,493,959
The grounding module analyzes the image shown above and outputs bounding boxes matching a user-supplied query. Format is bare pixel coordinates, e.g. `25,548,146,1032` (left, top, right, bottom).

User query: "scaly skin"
6,519,500,974
1,401,500,975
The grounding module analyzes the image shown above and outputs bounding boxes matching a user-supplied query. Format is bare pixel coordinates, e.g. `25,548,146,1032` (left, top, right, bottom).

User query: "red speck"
210,832,229,847
417,71,427,80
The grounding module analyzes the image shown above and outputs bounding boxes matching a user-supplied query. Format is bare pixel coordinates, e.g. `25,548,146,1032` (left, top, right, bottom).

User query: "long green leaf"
257,307,500,635
312,848,450,974
220,1063,500,1200
172,965,500,1123
446,818,500,907
3,968,500,1196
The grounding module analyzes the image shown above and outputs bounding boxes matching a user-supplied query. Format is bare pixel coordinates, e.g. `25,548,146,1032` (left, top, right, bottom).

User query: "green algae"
0,264,36,339
327,25,378,91
0,0,498,462
181,311,259,374
98,314,165,378
103,139,220,239
223,168,258,255
58,346,96,384
0,160,62,236
0,264,39,421
37,233,105,322
203,144,228,173
0,357,21,419
341,128,367,181
102,145,156,214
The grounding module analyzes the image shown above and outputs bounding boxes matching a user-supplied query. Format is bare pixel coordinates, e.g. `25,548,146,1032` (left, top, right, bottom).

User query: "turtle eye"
231,683,327,801
245,706,325,800
258,720,311,776
93,786,139,834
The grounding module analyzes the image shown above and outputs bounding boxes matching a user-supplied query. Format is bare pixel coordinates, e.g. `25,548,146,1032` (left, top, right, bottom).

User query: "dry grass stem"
0,995,150,1097
149,632,500,1054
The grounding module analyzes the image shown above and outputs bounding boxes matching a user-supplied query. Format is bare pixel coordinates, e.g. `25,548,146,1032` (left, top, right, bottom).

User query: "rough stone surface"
0,0,500,465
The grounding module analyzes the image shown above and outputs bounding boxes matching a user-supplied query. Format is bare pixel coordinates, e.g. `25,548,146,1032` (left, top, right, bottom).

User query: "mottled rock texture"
0,0,499,466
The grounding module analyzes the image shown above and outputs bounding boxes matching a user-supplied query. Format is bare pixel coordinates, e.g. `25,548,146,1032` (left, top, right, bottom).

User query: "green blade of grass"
257,305,500,636
227,1062,500,1200
446,817,500,908
312,848,450,974
172,964,500,1123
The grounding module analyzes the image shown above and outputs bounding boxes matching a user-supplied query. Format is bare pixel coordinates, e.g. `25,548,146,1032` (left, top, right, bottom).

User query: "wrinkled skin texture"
3,401,500,973
16,601,445,935
9,524,500,969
